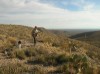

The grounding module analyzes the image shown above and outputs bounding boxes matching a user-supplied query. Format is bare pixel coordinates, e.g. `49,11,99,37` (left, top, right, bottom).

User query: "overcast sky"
0,0,100,29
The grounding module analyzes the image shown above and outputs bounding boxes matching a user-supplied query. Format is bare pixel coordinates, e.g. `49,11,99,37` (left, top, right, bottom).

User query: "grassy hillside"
0,24,61,44
0,24,32,40
0,24,100,74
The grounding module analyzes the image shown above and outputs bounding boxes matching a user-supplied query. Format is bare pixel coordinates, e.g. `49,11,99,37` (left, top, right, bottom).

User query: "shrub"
0,63,28,74
27,54,57,66
82,67,93,74
59,40,69,50
25,48,36,57
52,43,60,47
7,37,17,46
28,55,46,64
16,50,26,60
30,65,47,74
45,55,57,66
9,47,38,59
57,64,69,73
56,54,68,64
28,54,68,66
35,55,46,64
8,51,16,58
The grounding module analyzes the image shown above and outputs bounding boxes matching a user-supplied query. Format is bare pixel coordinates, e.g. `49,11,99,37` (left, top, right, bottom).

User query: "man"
32,26,41,46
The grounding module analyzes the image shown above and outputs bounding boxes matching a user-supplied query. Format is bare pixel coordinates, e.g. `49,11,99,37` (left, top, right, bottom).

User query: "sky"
0,0,100,29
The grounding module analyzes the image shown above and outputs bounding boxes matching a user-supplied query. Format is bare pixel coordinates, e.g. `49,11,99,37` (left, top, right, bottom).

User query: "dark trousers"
33,36,36,46
33,33,37,46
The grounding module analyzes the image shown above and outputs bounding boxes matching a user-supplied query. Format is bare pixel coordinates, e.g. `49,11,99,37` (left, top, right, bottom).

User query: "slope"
0,24,100,74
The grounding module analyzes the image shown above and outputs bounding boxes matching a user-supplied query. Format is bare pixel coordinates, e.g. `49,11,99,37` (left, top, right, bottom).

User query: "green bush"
28,54,68,66
28,55,46,64
16,50,26,60
27,54,57,66
56,54,68,64
56,54,90,74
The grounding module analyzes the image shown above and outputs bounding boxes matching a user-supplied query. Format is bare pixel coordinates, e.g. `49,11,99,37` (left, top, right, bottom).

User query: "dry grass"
0,24,99,74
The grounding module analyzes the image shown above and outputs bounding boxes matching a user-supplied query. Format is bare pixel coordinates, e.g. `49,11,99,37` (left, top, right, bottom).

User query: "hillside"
0,24,100,74
70,31,100,47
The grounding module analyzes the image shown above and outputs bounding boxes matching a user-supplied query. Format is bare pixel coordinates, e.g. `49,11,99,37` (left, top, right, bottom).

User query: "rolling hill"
70,31,100,48
0,24,100,74
49,29,98,37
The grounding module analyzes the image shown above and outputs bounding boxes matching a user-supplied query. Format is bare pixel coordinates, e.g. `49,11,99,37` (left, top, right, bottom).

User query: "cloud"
0,0,100,29
83,3,95,11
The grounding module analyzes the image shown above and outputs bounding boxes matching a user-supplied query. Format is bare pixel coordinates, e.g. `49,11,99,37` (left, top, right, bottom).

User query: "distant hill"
70,31,100,47
49,29,99,37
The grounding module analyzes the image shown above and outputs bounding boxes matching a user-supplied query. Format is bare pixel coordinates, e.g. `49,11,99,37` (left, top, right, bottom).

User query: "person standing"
32,26,41,46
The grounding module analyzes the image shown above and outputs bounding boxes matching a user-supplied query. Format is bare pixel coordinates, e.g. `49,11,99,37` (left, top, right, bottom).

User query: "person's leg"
33,33,37,46
33,36,36,46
